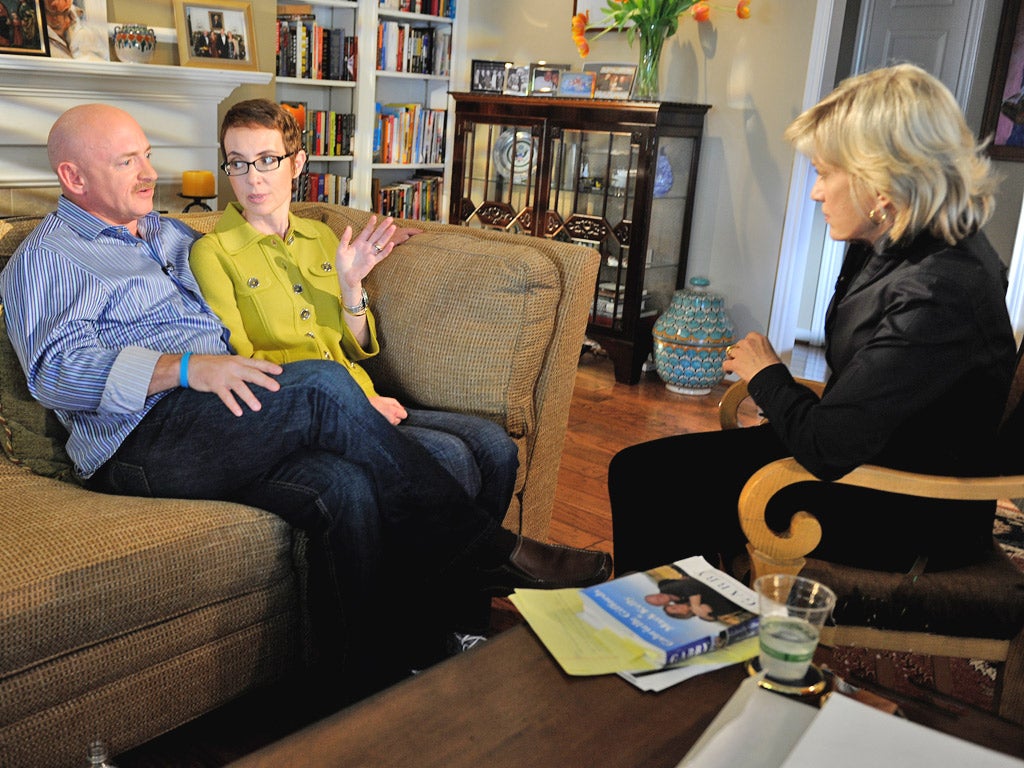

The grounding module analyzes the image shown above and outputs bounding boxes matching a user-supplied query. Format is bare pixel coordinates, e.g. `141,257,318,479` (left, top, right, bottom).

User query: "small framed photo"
2,0,49,56
585,62,637,100
557,71,596,98
470,59,510,93
173,0,259,70
530,62,570,96
503,63,530,96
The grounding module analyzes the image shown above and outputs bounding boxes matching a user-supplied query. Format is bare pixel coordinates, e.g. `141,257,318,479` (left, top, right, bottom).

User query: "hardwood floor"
115,344,826,766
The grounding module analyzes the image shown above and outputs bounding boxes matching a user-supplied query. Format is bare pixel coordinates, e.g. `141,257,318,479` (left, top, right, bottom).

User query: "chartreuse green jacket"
189,202,380,398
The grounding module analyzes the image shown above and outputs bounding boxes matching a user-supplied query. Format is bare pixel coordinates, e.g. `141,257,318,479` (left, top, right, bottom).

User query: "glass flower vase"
634,23,669,101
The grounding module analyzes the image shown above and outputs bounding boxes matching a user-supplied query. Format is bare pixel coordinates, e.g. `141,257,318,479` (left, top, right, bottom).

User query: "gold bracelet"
341,287,369,316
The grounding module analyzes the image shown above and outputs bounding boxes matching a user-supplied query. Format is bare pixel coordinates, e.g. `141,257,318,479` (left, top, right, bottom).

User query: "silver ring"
373,243,383,253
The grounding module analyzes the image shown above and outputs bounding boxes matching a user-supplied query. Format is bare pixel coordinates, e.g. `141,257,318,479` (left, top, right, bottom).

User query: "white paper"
779,691,1024,768
676,677,817,768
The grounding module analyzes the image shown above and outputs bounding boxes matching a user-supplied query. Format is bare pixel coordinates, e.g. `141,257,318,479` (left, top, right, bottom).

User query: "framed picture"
63,0,110,61
1,0,50,56
503,63,530,96
981,0,1024,161
558,71,596,99
585,63,637,100
530,62,569,96
470,59,509,93
572,0,628,32
173,0,258,70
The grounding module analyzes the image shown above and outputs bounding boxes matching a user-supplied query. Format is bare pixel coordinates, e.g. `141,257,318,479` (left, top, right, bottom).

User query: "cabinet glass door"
554,127,639,333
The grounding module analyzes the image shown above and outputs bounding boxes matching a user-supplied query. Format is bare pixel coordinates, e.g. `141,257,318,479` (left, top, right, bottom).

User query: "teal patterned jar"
652,277,734,395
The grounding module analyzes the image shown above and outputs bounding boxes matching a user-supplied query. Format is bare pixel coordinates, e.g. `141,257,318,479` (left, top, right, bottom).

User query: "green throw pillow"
0,307,77,481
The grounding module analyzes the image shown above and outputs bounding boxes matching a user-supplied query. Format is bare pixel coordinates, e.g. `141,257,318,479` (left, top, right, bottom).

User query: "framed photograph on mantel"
558,71,596,99
503,63,530,96
470,59,509,93
0,0,50,57
173,0,258,70
585,62,637,100
529,62,570,96
981,0,1024,161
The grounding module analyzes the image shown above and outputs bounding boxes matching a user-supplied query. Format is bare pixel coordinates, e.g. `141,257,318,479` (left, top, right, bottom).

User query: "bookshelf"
275,1,464,220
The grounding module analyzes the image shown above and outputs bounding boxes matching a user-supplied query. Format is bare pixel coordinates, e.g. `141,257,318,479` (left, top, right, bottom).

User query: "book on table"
580,555,760,667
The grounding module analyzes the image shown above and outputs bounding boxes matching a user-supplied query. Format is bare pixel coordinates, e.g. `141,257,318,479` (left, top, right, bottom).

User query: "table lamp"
180,170,216,212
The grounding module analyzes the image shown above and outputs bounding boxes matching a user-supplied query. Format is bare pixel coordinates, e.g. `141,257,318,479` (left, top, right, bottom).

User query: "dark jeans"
89,360,511,692
400,407,520,635
400,407,518,523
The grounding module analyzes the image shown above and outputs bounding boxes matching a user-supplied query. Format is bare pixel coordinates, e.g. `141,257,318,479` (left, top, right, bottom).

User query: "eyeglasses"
220,152,296,176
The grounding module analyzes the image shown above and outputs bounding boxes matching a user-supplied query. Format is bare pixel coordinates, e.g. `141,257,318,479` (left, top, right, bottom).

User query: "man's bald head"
46,103,157,230
47,103,138,172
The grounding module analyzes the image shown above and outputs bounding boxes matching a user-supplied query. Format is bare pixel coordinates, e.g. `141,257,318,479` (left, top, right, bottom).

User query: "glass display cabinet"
448,93,709,384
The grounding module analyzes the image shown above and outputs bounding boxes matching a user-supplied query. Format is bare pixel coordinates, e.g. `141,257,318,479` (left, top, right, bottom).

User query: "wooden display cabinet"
448,93,709,384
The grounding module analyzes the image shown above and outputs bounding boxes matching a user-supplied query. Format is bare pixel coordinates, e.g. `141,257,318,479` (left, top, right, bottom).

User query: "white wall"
462,1,819,340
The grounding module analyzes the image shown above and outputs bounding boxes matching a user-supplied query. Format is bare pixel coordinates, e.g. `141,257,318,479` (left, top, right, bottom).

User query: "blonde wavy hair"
784,63,997,247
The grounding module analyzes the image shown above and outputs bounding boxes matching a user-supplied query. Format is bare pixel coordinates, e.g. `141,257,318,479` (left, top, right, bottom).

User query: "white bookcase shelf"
275,0,463,219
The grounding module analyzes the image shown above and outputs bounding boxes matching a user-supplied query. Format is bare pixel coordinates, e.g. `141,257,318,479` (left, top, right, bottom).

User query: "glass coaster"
746,657,827,696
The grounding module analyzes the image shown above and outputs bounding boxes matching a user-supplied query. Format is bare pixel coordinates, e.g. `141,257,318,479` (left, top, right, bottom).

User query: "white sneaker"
453,632,488,652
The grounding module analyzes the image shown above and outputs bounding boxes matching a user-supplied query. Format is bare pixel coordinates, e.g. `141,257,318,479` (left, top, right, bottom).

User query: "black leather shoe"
475,536,613,596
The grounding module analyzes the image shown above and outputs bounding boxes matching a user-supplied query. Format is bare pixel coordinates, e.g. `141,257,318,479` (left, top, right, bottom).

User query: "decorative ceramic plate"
493,129,536,183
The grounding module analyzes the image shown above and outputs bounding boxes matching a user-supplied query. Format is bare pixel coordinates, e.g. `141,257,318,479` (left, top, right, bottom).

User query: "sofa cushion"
0,309,76,480
0,460,297,714
362,231,560,437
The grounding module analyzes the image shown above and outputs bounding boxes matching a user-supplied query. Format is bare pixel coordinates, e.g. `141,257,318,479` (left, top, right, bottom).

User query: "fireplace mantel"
0,55,270,190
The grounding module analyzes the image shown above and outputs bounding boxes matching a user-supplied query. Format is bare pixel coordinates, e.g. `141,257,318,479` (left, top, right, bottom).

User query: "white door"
773,0,987,351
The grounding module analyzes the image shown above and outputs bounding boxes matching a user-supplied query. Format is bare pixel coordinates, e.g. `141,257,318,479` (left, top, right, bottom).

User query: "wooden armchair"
718,373,1024,724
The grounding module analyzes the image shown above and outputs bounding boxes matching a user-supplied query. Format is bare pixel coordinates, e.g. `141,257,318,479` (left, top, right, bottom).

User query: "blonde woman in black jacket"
610,63,1016,577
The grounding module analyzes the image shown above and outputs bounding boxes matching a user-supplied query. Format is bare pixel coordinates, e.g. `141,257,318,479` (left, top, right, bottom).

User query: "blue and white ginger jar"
652,277,734,395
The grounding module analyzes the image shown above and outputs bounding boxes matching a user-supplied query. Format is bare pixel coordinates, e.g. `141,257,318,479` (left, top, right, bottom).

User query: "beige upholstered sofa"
0,202,600,767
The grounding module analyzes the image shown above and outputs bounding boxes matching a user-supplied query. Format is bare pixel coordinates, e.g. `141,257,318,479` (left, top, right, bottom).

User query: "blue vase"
652,277,735,395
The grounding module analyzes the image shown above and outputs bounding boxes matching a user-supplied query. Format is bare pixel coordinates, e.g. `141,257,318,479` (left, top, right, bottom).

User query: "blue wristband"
179,352,192,389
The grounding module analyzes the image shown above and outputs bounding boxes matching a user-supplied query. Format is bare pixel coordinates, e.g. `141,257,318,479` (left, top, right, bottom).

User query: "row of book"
294,171,350,206
376,21,452,76
308,110,356,157
373,102,447,165
378,0,457,17
371,171,444,221
276,14,357,81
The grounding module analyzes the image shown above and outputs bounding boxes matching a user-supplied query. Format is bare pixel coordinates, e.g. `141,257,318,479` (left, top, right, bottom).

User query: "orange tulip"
736,1,751,19
571,11,589,36
691,2,711,22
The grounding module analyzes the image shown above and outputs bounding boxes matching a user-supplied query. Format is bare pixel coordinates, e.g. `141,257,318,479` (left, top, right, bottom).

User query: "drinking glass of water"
753,574,836,685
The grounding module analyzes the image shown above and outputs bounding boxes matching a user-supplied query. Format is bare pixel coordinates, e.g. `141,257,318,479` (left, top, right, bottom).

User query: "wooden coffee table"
228,624,1024,767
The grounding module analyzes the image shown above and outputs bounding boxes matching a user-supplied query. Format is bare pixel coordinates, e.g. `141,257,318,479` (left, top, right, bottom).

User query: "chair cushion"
800,542,1024,639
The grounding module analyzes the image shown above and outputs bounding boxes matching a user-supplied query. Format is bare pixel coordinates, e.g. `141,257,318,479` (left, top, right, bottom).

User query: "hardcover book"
579,555,760,667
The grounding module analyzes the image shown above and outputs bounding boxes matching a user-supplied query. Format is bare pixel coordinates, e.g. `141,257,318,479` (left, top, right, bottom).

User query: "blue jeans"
89,360,510,688
400,407,518,522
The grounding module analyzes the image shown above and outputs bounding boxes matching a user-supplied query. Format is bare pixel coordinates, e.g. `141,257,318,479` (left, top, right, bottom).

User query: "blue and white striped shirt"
0,197,232,478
